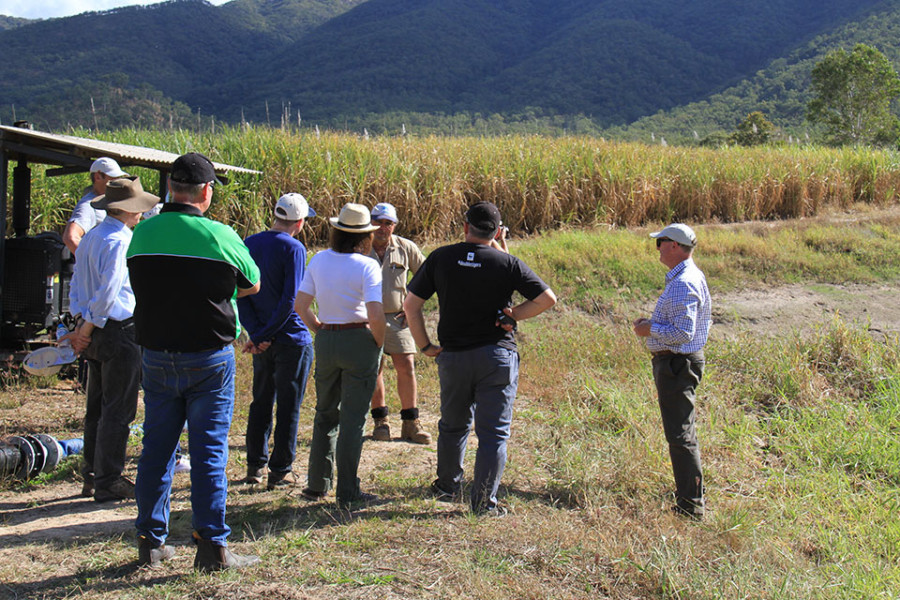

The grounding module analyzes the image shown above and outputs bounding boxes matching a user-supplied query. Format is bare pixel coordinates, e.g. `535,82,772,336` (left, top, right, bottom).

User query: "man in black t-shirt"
404,202,557,515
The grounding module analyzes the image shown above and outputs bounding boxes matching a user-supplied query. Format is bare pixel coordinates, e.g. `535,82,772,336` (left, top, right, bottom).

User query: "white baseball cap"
371,202,398,223
274,193,316,221
90,157,128,178
649,223,697,247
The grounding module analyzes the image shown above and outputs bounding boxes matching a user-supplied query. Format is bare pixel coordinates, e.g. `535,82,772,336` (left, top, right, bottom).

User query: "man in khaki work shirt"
367,202,431,444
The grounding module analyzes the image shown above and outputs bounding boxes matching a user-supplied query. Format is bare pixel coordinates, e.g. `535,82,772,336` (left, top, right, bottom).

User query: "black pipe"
12,161,31,238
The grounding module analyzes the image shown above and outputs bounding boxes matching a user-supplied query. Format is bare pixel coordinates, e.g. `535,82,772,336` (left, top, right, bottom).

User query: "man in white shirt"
62,157,128,254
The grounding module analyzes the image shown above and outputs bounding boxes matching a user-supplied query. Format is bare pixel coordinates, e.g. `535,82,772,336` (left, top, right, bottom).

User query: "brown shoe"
245,465,265,485
94,476,135,503
138,536,175,568
400,418,432,444
194,536,260,572
372,417,391,441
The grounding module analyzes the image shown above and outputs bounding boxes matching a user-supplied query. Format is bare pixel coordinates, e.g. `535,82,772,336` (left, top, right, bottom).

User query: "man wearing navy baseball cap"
404,202,557,516
128,152,261,571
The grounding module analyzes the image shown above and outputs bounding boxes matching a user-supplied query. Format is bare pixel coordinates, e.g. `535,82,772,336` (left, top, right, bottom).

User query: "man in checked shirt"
633,223,712,519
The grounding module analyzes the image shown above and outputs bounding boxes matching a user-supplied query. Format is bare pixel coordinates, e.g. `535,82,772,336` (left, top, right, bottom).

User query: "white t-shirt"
299,249,382,324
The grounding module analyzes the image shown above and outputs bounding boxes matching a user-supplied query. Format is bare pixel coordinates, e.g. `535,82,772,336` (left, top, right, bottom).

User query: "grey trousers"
652,351,705,514
81,319,141,489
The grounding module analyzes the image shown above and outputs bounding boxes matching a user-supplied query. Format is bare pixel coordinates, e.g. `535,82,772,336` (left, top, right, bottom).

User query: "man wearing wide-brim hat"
66,177,159,504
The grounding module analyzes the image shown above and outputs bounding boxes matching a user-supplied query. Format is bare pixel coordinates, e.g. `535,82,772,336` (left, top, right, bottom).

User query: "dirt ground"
2,277,897,554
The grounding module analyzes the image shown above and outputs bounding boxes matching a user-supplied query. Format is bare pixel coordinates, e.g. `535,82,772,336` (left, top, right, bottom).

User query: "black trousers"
80,319,141,489
652,351,705,514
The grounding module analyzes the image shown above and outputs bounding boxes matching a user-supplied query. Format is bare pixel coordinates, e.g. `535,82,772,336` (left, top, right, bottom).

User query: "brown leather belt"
651,349,675,357
320,322,369,331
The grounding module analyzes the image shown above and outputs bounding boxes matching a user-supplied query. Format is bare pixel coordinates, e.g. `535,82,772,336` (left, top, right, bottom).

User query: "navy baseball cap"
465,202,502,231
170,152,228,185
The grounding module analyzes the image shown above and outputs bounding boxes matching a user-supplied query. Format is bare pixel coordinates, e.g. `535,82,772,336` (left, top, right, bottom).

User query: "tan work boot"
193,536,260,572
372,417,391,441
400,418,432,444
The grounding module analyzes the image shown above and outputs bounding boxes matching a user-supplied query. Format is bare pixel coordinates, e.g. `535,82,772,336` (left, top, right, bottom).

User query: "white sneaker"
173,456,191,474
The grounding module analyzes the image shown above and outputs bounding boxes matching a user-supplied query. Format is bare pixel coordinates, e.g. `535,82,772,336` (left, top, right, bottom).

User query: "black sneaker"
430,479,458,502
671,503,704,521
266,471,295,490
301,487,327,501
337,491,378,510
472,505,508,518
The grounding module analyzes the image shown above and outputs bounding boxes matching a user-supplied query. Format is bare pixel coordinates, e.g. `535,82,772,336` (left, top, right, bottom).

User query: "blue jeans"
246,342,314,474
435,345,519,512
135,345,235,546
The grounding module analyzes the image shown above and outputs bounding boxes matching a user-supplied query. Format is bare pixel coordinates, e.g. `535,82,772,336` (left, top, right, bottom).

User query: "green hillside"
224,0,882,126
0,0,363,130
0,0,897,135
609,1,900,144
0,15,31,30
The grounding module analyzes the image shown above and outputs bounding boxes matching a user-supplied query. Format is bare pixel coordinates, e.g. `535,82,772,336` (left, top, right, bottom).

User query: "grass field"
19,127,900,247
1,212,898,599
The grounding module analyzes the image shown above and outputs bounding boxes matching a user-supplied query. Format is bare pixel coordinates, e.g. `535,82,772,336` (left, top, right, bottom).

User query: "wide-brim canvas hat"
330,203,379,233
649,223,697,247
90,177,160,213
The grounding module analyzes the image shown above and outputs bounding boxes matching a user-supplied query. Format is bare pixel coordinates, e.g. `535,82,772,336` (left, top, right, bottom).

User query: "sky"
0,0,229,20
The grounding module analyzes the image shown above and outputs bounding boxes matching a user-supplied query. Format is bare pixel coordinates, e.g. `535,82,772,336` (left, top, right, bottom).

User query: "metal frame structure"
0,123,261,349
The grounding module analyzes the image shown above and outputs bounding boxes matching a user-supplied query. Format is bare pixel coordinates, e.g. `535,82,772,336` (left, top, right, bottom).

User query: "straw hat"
329,203,379,233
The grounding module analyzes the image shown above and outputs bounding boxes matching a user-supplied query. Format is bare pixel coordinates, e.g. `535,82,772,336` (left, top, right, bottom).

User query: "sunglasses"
373,219,394,226
656,238,673,248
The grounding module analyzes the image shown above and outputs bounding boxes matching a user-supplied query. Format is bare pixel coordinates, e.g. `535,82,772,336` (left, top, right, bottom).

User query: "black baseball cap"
465,202,502,231
170,152,228,185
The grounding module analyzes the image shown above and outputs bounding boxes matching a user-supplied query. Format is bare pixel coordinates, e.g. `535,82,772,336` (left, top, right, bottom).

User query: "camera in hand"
497,309,517,329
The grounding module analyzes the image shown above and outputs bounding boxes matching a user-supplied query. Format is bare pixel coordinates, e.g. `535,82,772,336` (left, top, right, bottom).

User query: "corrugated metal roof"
0,125,261,175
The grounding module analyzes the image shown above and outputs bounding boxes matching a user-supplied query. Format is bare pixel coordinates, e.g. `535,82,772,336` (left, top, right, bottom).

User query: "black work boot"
137,536,175,568
193,536,261,572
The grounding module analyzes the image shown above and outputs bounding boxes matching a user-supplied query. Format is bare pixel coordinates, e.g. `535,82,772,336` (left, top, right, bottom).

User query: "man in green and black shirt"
128,152,261,571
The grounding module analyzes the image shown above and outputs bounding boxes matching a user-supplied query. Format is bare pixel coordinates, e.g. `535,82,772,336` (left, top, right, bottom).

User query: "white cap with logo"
371,202,398,223
274,193,316,220
90,157,128,178
649,223,697,247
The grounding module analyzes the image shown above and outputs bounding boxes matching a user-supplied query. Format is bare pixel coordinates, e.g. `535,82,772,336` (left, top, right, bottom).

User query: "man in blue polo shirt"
238,193,316,490
128,152,261,571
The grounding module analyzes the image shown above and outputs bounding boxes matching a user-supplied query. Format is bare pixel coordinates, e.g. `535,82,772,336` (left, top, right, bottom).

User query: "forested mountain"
219,0,880,126
0,15,31,30
0,0,898,139
610,1,900,144
0,0,365,129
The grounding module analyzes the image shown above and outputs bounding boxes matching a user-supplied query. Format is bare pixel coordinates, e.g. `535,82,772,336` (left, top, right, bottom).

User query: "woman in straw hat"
294,203,386,508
